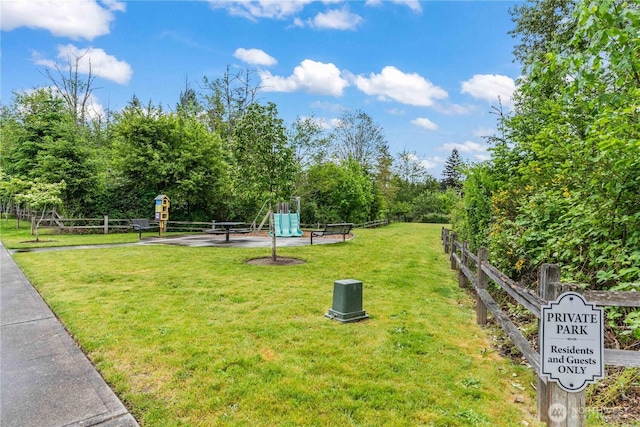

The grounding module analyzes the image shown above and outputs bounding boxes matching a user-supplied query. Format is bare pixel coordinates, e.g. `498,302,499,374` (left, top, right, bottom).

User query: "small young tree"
0,174,31,226
233,102,295,261
330,109,388,173
15,180,65,241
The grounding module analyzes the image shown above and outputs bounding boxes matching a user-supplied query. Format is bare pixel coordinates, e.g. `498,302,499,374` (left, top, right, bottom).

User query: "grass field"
4,221,540,426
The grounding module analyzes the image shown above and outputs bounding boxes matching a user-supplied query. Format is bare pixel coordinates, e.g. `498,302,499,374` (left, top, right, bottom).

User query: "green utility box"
325,279,369,323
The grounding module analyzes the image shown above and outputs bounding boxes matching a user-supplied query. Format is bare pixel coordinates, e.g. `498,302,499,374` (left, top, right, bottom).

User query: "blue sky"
1,0,522,178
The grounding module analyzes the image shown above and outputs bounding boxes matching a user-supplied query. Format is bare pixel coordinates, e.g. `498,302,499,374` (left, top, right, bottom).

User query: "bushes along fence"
442,228,639,426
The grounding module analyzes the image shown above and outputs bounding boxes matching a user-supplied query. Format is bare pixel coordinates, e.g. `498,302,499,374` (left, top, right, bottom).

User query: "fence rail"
33,215,130,234
353,219,389,229
442,228,639,426
33,216,216,235
301,219,389,230
34,216,391,235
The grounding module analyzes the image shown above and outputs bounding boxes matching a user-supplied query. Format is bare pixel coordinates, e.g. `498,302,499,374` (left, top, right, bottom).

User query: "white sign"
541,292,604,392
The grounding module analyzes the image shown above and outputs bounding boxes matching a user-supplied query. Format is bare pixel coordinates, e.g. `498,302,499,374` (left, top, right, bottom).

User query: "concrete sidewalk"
0,242,138,427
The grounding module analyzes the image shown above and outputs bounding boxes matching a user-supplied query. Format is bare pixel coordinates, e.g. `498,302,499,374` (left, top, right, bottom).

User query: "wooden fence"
301,219,389,230
33,216,214,235
441,228,639,426
354,219,389,229
33,215,129,235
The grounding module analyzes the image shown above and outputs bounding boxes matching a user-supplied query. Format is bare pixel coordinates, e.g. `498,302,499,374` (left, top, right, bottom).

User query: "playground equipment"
272,212,304,237
252,197,304,237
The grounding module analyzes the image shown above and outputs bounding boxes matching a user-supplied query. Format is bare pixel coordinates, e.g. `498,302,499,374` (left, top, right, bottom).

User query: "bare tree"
201,66,262,146
43,48,99,127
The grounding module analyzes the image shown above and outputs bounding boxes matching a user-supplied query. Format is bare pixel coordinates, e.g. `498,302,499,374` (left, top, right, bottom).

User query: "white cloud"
208,0,311,20
101,0,126,13
393,0,422,12
411,117,438,131
259,59,350,96
366,0,422,12
355,66,448,107
31,51,56,69
432,102,476,115
473,126,495,137
443,140,485,153
35,44,133,85
0,0,125,40
442,140,490,160
309,8,363,30
84,93,105,121
309,100,345,113
210,0,414,25
299,115,333,131
420,157,441,170
234,48,277,66
461,74,515,105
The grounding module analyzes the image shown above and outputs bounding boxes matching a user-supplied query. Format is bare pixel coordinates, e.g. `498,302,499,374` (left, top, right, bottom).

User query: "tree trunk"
270,206,277,261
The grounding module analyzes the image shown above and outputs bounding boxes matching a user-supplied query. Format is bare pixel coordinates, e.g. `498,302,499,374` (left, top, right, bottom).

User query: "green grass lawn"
5,221,540,426
0,220,142,249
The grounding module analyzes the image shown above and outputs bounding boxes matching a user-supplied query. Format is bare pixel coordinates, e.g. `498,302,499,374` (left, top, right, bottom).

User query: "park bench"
310,223,354,245
130,219,160,239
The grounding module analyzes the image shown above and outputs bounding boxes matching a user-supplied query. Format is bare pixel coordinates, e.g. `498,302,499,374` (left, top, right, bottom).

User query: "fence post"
538,263,586,427
443,229,450,254
476,247,488,325
458,241,469,288
103,215,109,235
450,233,458,270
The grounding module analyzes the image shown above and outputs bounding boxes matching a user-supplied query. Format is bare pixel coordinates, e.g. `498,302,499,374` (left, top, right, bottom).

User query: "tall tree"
109,97,229,220
4,89,67,178
509,0,577,69
3,88,99,215
441,149,463,191
330,109,388,173
299,160,375,225
176,78,202,117
394,150,432,185
288,115,330,170
459,0,640,290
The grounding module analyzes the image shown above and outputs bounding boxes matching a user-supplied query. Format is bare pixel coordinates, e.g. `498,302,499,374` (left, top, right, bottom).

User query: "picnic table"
205,221,250,242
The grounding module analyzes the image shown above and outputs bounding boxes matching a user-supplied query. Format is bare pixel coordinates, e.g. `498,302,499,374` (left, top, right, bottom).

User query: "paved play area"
8,233,350,254
140,233,338,247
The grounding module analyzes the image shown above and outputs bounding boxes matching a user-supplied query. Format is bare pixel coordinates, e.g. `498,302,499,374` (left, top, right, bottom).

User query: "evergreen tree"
441,149,462,191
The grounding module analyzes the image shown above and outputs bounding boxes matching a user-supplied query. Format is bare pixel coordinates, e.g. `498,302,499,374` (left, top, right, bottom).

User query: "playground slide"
270,213,281,237
280,214,293,237
289,213,304,236
271,213,303,237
